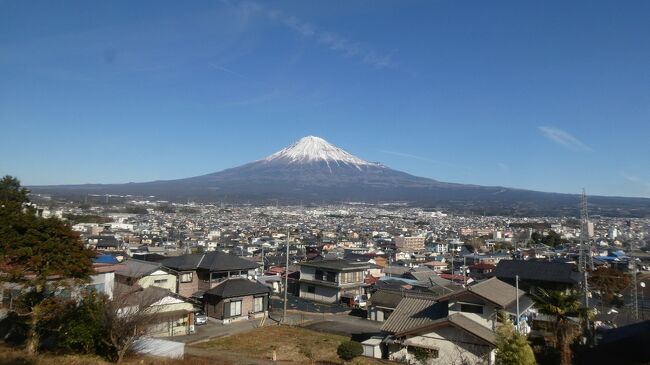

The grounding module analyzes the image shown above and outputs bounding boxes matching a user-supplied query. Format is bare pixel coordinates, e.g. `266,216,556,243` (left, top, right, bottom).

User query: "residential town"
3,194,649,364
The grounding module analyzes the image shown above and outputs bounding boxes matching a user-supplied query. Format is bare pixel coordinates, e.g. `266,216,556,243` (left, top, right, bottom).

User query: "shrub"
337,340,363,361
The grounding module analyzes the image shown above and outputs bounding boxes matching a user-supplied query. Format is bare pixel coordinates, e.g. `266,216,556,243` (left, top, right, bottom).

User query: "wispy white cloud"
497,162,510,171
621,172,642,183
209,63,247,79
233,2,393,69
538,126,593,152
620,172,650,196
378,150,473,171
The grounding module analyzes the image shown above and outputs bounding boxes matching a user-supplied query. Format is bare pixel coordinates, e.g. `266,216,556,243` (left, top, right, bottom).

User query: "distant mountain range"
29,136,650,217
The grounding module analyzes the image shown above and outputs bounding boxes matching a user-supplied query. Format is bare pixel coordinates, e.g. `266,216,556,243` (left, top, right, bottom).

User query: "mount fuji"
29,136,650,216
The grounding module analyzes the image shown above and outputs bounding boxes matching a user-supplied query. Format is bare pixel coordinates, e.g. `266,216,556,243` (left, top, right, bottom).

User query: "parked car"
195,310,208,325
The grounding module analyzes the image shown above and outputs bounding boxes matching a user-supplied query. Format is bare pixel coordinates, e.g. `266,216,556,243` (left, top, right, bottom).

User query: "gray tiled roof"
495,260,582,284
114,259,162,278
395,313,497,346
299,259,371,271
467,277,526,308
447,313,497,345
204,278,270,298
369,289,404,309
160,251,258,272
380,296,448,334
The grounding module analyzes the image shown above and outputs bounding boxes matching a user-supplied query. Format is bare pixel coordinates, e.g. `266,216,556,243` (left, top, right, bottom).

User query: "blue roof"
93,254,119,264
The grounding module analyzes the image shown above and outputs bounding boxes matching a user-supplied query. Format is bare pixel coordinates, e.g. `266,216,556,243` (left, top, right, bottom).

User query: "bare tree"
101,284,166,363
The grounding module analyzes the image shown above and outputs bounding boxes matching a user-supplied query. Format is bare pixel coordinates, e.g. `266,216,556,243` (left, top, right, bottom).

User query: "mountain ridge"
27,136,650,217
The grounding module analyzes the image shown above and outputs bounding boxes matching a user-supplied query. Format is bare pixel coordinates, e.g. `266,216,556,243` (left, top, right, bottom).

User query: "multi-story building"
160,251,258,298
394,236,426,251
299,259,371,304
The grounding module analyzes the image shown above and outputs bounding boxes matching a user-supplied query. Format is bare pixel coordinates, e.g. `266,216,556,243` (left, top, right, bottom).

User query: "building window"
154,279,168,284
307,285,316,294
459,303,483,314
228,300,242,317
180,272,193,283
326,271,336,283
253,296,264,312
315,270,324,281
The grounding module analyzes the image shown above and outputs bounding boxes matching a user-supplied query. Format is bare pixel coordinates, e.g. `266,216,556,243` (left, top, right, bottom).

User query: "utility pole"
578,189,591,307
516,274,520,334
283,227,290,323
632,261,639,321
463,256,467,286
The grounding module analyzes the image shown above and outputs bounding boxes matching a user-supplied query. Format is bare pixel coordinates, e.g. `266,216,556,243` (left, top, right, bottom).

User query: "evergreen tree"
0,175,94,354
495,312,536,365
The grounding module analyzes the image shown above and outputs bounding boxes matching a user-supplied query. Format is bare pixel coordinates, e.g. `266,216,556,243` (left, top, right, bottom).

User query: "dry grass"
0,346,227,365
192,325,390,365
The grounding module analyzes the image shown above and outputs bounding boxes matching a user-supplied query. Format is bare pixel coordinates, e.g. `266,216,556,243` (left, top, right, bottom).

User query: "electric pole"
283,227,290,323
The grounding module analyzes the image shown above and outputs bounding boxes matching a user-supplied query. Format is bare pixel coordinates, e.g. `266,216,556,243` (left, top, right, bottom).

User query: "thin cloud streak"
538,126,593,152
235,2,393,69
621,172,650,196
209,63,247,79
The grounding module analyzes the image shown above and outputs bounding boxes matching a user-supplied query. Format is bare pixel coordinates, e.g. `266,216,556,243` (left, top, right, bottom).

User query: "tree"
532,289,592,365
337,340,363,362
0,176,95,354
99,285,165,363
495,312,536,365
588,267,630,306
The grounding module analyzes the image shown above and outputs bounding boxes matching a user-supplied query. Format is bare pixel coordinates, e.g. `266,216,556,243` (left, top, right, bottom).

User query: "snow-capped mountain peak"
262,136,378,167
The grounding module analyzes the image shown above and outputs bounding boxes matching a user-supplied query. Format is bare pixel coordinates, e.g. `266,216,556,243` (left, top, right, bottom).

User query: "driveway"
172,316,268,344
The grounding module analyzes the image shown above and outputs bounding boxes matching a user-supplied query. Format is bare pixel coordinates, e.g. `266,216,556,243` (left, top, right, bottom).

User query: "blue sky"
1,0,649,197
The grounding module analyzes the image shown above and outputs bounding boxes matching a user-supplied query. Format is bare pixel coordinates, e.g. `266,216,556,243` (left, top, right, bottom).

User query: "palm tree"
532,288,591,365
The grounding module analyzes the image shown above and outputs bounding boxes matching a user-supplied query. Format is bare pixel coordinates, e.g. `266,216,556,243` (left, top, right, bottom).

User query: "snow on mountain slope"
261,136,381,170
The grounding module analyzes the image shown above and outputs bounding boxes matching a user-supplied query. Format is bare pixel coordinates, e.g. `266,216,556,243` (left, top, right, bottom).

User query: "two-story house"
299,259,371,304
160,251,259,298
377,278,531,365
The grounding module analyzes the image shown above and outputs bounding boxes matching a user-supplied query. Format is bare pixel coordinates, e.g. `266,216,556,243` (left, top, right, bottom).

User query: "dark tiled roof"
495,260,582,284
204,278,270,298
369,289,404,309
381,296,448,334
299,259,371,271
160,251,258,272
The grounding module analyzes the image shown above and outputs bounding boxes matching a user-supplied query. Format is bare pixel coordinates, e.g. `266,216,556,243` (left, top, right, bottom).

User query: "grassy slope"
192,325,388,364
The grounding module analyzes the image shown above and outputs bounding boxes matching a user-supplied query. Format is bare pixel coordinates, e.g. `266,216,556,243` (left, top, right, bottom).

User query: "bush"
337,340,363,361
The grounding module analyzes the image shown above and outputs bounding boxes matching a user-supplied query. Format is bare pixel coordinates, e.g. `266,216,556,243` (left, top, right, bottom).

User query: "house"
378,278,532,364
367,288,404,322
298,259,371,304
89,264,116,299
381,295,496,365
468,263,496,280
494,260,582,293
117,285,195,337
435,277,532,330
113,259,177,293
160,251,259,298
202,278,270,324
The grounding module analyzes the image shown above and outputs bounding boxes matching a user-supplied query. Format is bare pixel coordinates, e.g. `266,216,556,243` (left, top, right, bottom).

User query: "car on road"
194,310,208,325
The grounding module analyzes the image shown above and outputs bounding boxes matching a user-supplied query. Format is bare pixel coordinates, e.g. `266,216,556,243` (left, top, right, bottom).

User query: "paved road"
302,313,383,338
